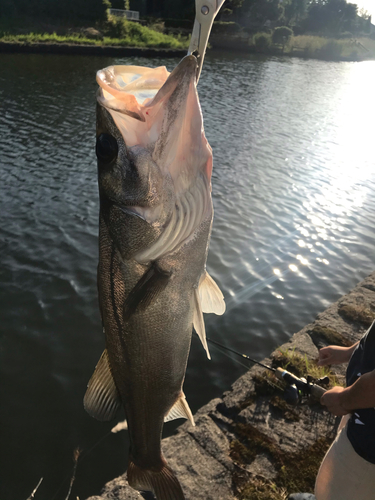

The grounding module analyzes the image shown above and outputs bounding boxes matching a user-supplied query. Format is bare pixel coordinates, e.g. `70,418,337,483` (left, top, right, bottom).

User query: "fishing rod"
207,338,327,402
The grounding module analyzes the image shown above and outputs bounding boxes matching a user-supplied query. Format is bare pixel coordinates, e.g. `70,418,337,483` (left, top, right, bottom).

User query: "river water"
1,52,374,499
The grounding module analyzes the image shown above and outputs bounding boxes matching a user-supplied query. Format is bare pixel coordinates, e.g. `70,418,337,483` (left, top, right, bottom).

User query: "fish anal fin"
111,419,128,433
124,262,171,320
128,458,185,500
193,288,211,359
199,271,226,315
164,393,195,426
84,349,121,421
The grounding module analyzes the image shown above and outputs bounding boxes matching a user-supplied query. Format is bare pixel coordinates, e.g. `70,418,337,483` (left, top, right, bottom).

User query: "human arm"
320,369,375,416
318,341,360,366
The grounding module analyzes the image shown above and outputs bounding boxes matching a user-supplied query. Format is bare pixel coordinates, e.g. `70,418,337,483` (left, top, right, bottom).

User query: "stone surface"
87,272,375,500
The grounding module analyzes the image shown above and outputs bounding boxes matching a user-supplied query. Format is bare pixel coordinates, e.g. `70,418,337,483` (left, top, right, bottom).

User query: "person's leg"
315,421,375,500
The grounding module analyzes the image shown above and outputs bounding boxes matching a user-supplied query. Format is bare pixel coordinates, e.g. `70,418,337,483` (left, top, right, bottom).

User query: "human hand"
320,386,350,416
318,345,352,366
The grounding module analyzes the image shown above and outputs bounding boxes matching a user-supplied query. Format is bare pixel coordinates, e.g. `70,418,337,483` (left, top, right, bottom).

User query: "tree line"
1,0,372,37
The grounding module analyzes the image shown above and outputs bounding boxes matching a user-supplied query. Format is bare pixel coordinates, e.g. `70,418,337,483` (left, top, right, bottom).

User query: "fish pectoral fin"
123,262,171,320
164,392,195,426
84,349,121,421
193,288,211,359
199,271,226,315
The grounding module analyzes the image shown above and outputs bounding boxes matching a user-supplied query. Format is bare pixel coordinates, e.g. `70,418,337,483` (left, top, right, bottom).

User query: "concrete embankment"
0,42,186,58
87,271,375,500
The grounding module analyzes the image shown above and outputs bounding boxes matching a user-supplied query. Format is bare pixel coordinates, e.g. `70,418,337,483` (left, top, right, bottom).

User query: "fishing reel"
282,374,329,405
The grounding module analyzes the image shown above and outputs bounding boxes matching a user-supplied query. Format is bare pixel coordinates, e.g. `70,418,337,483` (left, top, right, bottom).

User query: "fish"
84,55,225,500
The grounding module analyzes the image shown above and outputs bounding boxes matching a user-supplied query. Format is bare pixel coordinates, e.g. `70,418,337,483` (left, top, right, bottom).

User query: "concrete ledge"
87,271,375,499
0,42,186,58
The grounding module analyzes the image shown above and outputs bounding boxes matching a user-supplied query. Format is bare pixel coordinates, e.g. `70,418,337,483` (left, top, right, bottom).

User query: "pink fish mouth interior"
97,64,170,121
97,56,212,191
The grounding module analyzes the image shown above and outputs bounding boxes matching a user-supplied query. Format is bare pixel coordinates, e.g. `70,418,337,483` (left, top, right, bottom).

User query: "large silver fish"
84,55,225,500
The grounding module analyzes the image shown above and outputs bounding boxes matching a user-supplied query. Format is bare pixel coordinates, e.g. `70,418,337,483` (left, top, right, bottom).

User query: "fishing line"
208,339,253,371
50,429,115,500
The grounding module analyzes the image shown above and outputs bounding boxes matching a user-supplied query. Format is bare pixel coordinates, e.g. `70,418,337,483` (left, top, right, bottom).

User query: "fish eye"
96,134,118,164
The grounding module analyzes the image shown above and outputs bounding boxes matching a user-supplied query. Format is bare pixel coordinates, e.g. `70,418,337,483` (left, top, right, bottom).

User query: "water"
1,52,374,499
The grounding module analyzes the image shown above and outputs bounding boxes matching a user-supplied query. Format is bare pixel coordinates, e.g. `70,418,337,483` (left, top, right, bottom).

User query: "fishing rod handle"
275,367,326,399
309,383,326,399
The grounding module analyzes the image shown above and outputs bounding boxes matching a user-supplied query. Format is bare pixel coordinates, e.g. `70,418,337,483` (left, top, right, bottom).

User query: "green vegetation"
245,33,375,60
253,32,272,50
235,476,288,500
0,31,186,48
272,26,293,45
0,15,188,49
274,348,341,387
290,35,375,60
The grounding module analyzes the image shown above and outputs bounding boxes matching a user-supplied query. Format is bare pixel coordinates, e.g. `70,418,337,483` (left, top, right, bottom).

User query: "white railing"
109,9,140,20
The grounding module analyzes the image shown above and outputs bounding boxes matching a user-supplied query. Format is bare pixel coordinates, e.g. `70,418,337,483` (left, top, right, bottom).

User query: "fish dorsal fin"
199,271,226,315
84,349,121,421
164,393,195,426
193,287,211,359
123,262,171,321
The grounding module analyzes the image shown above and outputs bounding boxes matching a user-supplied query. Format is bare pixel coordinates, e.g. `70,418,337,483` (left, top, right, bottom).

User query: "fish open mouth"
96,55,198,123
96,56,212,191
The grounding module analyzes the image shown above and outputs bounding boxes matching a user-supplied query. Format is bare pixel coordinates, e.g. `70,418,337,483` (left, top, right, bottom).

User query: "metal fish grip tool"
208,338,327,405
188,0,226,82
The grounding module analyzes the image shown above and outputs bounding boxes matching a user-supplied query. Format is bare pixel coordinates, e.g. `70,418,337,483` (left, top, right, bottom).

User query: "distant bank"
0,41,186,58
1,36,374,62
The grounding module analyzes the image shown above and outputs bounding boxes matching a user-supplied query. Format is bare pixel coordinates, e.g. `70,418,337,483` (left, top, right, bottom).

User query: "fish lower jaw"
134,175,212,264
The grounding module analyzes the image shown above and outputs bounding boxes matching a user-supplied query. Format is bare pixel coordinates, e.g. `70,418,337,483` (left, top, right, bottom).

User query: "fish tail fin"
127,458,185,500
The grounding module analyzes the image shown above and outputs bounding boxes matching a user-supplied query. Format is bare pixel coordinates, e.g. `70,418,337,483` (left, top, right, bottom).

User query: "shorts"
315,415,375,500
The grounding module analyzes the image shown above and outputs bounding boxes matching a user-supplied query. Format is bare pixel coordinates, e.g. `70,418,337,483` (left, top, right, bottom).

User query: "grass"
243,31,375,61
235,475,288,500
0,16,189,49
289,35,375,60
237,348,341,417
273,348,340,388
0,31,186,48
